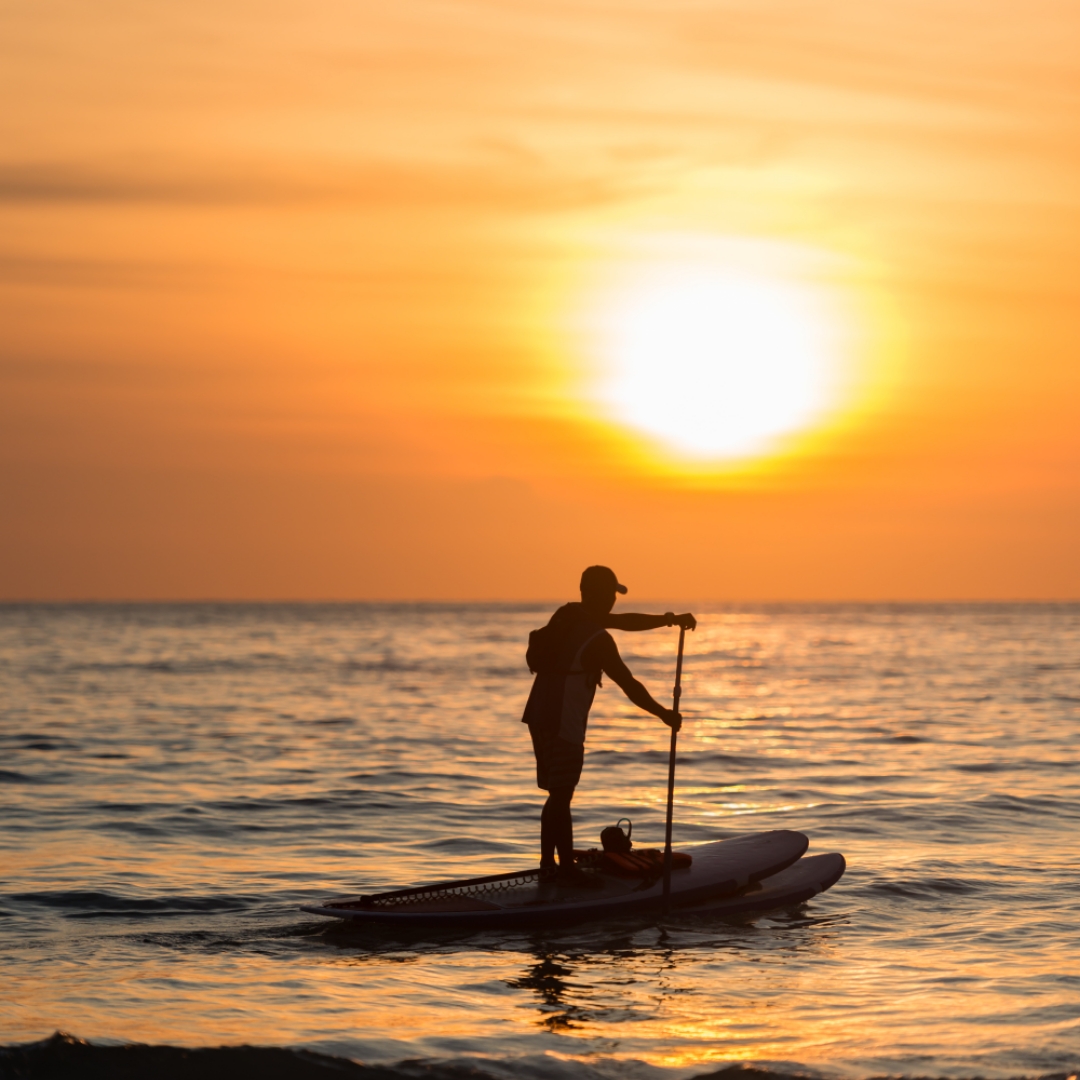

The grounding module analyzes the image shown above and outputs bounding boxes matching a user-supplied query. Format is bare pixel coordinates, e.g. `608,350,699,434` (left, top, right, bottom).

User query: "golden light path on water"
578,237,864,469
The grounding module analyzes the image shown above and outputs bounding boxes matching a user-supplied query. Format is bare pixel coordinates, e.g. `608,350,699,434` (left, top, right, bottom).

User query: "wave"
25,656,530,680
8,891,260,918
2,1034,1077,1080
0,769,39,783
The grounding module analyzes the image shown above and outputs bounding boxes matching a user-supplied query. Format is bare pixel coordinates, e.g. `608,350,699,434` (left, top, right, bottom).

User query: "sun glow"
588,244,853,462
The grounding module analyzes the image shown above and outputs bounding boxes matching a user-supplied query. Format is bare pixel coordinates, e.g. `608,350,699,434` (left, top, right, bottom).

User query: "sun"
588,248,850,461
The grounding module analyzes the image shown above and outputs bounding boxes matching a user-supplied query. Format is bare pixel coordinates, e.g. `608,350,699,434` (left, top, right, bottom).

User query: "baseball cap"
580,565,628,595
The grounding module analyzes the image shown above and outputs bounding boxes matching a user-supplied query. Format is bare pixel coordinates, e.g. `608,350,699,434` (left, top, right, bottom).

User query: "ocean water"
1,603,1078,1079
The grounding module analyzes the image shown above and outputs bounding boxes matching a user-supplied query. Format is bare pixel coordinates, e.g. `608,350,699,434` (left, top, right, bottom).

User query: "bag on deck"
596,818,693,878
571,835,694,878
600,818,633,854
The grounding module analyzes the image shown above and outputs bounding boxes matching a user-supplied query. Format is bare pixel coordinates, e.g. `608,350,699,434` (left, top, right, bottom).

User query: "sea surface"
1,603,1078,1079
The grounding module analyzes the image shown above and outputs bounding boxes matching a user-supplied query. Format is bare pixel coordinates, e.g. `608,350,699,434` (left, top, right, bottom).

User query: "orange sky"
2,0,1079,600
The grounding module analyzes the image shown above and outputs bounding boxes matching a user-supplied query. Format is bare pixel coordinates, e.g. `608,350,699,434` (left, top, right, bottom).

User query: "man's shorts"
528,723,584,792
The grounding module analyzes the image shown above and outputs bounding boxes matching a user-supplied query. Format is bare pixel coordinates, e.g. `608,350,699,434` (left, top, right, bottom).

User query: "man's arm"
604,612,697,632
589,635,681,730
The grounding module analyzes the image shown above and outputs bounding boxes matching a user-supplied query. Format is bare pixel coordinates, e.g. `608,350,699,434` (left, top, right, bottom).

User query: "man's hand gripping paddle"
662,623,687,916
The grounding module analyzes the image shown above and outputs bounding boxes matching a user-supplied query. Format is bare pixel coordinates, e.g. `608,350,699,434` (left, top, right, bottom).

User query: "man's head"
579,565,627,616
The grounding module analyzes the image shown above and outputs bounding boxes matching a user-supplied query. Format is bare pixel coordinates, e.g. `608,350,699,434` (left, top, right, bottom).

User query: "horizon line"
2,597,1079,606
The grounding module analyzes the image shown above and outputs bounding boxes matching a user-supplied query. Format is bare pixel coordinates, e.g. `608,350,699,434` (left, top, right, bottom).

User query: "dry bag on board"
600,818,633,854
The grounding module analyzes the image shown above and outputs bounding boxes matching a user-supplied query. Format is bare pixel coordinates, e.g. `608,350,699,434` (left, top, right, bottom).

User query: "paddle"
662,623,686,915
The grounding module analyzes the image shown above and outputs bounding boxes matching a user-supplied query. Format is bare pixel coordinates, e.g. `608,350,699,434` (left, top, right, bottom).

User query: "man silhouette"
522,565,695,886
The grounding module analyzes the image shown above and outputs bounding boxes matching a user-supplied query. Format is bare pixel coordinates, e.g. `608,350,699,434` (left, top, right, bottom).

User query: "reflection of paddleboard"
301,830,810,927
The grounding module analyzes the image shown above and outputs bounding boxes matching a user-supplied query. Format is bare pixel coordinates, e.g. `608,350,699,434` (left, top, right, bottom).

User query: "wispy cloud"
0,158,652,210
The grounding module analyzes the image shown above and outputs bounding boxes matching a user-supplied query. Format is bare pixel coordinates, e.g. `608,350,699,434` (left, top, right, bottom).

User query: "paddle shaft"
661,624,686,915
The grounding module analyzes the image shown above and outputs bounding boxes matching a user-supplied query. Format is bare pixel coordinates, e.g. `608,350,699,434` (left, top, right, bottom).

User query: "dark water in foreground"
1,603,1078,1079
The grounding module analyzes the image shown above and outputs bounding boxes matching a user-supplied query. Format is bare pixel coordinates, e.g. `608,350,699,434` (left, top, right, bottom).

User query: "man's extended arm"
604,612,697,632
590,635,681,731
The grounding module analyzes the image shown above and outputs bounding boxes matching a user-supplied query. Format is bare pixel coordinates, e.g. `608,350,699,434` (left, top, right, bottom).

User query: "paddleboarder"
522,565,695,887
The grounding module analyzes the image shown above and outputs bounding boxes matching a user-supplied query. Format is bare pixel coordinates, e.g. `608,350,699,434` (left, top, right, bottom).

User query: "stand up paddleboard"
678,851,845,918
301,830,841,928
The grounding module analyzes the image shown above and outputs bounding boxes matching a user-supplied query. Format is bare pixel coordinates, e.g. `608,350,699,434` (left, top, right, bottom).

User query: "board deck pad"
302,829,811,927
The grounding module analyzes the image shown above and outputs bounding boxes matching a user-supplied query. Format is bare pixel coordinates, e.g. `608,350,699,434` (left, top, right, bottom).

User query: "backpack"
526,604,597,675
526,622,563,675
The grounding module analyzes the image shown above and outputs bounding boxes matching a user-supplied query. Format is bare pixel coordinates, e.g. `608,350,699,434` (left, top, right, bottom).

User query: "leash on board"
662,623,686,916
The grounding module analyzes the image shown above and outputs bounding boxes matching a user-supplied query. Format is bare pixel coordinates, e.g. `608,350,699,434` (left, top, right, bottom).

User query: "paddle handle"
662,624,685,915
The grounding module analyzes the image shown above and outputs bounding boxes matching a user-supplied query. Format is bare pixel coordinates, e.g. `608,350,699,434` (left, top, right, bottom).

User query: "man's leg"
541,786,575,869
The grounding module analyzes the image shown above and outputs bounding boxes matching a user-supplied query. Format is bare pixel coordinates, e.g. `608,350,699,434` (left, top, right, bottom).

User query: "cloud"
0,158,650,210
